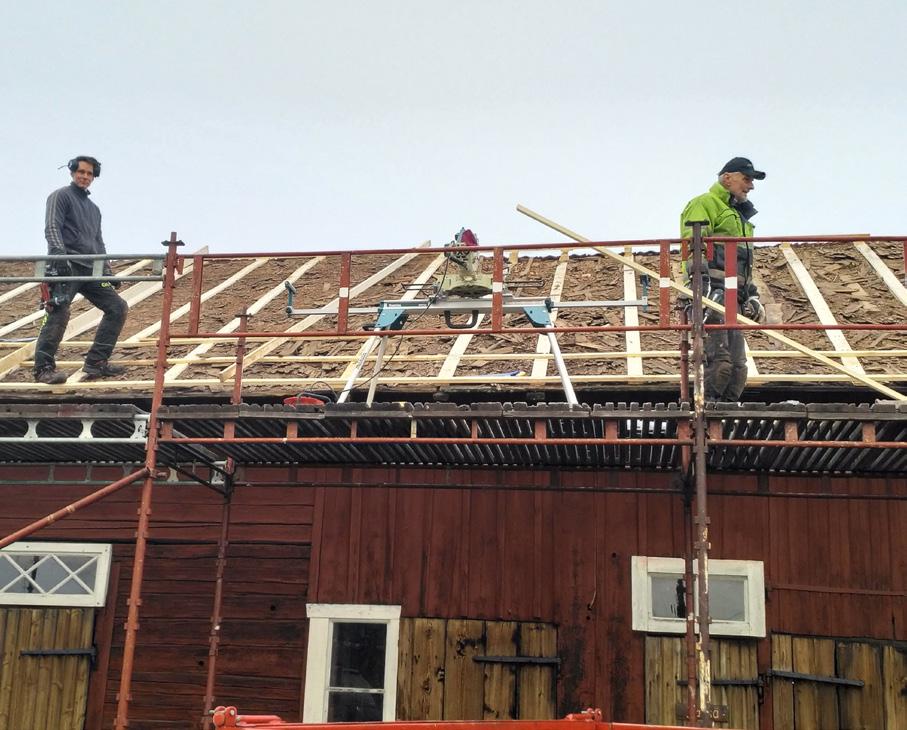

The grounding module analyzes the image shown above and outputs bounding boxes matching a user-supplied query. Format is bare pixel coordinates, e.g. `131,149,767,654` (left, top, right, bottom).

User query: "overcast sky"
3,0,905,259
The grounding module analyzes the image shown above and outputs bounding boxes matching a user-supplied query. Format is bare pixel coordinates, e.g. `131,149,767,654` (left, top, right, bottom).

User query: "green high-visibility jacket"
680,181,758,298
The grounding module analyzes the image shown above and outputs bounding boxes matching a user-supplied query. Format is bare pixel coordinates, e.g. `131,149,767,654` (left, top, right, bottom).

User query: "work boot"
83,360,127,379
34,367,67,385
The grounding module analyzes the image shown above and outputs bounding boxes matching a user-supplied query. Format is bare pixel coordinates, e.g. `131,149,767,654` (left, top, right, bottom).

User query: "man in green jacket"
680,157,767,402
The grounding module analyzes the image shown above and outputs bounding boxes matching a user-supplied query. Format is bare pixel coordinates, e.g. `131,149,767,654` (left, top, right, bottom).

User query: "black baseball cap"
718,157,765,180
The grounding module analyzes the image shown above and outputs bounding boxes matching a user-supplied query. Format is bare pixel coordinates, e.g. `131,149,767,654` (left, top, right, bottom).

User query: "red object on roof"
282,395,328,407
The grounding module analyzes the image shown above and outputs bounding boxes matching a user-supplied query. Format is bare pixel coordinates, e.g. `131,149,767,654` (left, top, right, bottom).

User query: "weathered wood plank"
883,644,907,730
715,639,758,730
517,622,556,719
792,636,837,730
71,608,94,730
0,609,21,729
483,621,517,720
837,640,883,730
772,634,795,730
644,629,684,724
442,619,485,720
30,608,58,730
396,618,415,720
409,618,445,720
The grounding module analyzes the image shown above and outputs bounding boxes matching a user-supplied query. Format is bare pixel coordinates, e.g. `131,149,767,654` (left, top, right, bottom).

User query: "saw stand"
285,284,646,406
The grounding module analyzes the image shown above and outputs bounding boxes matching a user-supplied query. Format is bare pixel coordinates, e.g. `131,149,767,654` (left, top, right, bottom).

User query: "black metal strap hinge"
20,646,97,669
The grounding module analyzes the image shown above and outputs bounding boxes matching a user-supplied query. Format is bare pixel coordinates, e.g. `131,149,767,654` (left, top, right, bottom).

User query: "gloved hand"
103,263,121,289
703,286,725,323
741,296,766,323
48,260,72,277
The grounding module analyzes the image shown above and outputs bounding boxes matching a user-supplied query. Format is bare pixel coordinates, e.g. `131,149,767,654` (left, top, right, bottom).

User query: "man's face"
71,161,95,190
723,172,754,201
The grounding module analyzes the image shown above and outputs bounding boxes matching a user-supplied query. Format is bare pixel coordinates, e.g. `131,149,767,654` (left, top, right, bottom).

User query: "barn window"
631,556,765,638
0,542,112,608
303,604,401,722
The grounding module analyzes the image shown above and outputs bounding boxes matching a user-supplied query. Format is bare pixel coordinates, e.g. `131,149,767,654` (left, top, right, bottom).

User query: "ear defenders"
67,156,101,177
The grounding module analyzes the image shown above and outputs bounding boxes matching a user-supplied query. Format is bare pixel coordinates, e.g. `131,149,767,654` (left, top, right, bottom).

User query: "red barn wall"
1,464,905,726
304,466,907,720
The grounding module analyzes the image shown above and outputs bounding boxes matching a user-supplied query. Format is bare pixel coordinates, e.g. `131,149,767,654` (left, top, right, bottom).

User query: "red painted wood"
3,464,907,725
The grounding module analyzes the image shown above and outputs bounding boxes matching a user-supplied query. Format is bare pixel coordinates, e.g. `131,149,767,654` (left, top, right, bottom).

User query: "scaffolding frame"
1,222,906,729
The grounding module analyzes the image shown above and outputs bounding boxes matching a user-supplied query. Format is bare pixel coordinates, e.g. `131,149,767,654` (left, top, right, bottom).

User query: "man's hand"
102,263,121,289
703,286,725,324
741,296,766,323
48,260,72,278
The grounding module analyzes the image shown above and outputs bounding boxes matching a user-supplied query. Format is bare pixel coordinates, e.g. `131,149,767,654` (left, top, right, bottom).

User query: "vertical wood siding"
0,467,315,729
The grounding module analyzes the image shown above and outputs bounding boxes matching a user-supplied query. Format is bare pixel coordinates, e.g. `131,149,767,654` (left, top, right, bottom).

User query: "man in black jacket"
34,156,128,385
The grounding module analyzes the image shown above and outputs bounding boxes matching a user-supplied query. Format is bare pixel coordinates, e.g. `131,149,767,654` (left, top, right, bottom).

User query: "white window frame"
631,556,765,638
303,603,401,723
0,542,112,608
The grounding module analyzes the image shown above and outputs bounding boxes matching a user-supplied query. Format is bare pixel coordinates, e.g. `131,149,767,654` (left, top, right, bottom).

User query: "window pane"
651,574,685,618
327,691,383,722
330,623,386,689
711,576,746,621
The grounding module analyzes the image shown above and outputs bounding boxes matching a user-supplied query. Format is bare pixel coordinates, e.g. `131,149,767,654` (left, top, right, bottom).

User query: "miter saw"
284,227,648,406
438,227,494,298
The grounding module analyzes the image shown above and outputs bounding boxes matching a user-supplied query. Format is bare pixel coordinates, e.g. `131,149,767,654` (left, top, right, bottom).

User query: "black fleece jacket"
44,182,107,269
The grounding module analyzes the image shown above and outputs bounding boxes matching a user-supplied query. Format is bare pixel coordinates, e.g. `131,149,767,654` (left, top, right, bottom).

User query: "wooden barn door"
0,607,95,730
644,636,759,729
397,618,558,721
771,635,907,730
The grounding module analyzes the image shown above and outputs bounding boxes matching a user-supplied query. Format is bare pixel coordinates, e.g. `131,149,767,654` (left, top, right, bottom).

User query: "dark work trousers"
703,318,748,402
34,280,128,372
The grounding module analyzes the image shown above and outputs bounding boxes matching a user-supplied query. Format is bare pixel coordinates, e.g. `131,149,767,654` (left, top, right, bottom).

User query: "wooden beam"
744,341,759,379
437,318,485,378
22,347,907,370
622,246,643,376
164,256,324,381
516,203,905,401
7,370,907,394
530,251,569,378
124,257,270,342
855,241,907,308
217,241,432,381
780,243,864,374
338,254,445,381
